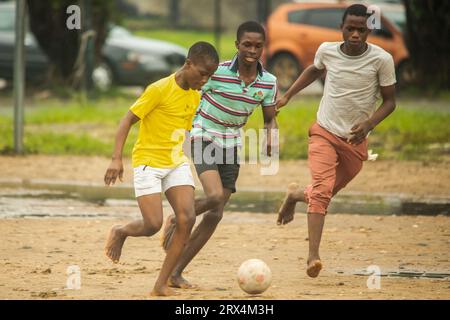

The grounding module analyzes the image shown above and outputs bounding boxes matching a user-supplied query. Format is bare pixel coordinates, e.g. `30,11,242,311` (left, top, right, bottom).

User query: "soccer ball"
237,259,272,294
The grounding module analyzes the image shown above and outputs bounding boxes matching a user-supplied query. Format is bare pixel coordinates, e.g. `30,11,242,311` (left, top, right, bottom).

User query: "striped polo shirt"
190,54,278,148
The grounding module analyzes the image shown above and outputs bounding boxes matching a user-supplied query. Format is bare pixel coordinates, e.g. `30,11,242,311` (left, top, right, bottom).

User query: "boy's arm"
262,106,278,156
348,84,396,145
276,65,325,110
104,110,140,186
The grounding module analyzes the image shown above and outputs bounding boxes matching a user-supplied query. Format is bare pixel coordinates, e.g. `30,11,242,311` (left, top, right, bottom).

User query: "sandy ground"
0,213,449,300
0,155,449,300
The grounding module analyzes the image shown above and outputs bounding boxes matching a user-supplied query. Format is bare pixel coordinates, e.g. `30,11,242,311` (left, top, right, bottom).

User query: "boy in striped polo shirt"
161,21,278,289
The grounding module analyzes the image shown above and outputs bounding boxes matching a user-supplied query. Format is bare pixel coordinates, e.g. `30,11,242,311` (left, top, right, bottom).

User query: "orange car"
264,2,410,90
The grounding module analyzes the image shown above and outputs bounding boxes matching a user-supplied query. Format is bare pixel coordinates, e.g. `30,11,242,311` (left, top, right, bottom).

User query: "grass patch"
244,96,450,161
0,95,138,156
0,93,449,161
133,29,237,61
243,97,317,160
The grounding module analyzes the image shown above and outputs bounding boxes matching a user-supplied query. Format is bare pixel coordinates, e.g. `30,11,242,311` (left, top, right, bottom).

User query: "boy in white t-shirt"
275,4,397,278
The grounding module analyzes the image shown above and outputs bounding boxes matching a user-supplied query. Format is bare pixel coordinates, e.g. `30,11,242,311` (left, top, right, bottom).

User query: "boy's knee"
143,219,163,236
204,209,223,225
307,197,329,216
176,209,196,230
206,191,224,208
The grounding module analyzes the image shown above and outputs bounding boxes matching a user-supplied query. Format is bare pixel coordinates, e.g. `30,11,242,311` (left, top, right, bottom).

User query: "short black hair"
342,4,370,24
236,21,266,41
187,41,219,65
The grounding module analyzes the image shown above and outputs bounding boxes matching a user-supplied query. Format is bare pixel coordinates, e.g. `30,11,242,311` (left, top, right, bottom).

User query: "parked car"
0,1,187,90
264,2,410,90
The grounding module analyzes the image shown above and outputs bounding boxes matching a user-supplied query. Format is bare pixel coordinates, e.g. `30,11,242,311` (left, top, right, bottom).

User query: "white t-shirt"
314,42,396,139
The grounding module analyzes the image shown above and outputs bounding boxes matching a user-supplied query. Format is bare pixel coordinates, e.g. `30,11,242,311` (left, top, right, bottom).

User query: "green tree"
402,0,450,91
26,0,113,88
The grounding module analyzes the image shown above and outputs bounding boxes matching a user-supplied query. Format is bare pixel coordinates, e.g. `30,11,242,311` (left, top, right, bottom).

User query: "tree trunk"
402,0,450,91
26,0,111,89
169,0,180,28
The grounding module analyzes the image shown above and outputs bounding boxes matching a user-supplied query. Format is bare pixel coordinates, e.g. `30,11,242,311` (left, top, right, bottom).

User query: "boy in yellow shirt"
103,42,219,296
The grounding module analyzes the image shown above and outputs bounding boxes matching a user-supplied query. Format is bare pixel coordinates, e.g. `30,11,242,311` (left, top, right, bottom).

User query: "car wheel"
268,53,302,92
92,62,114,91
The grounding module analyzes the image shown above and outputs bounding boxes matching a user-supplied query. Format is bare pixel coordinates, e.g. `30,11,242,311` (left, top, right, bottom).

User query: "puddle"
226,191,449,216
353,271,450,279
0,181,449,218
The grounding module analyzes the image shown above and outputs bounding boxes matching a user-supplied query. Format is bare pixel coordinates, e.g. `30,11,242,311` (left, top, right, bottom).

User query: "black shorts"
190,139,240,193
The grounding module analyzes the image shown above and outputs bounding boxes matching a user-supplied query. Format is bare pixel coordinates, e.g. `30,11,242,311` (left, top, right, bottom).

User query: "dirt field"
0,155,449,300
0,212,449,300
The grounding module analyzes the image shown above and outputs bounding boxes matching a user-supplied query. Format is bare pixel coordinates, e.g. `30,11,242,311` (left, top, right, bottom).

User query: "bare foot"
306,259,323,278
160,214,176,252
168,275,195,289
105,225,126,263
277,182,301,225
150,284,176,296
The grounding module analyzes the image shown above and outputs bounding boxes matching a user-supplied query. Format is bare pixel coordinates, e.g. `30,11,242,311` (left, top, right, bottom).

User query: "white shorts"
133,162,195,197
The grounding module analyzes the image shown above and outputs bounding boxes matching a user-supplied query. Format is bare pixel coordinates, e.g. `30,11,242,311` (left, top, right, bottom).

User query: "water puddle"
353,270,450,279
0,180,449,218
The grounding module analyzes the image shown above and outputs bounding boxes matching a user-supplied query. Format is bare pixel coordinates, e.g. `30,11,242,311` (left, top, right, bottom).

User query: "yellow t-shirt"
130,74,200,168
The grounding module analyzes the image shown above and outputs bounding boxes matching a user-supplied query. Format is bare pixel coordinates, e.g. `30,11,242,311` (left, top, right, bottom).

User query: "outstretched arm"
348,84,396,145
276,65,325,110
104,110,140,186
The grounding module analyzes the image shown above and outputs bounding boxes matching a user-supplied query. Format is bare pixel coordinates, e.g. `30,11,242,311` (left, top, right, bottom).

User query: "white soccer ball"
237,259,272,294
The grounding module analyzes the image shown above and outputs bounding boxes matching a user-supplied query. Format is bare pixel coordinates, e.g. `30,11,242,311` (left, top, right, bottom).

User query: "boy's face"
341,15,371,51
235,32,265,67
185,59,218,90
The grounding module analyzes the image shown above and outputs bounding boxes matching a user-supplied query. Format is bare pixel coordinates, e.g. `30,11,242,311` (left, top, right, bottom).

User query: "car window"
0,9,15,32
287,9,308,24
288,8,345,30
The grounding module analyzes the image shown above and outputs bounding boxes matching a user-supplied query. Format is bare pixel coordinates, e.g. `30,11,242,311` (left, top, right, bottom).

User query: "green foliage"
402,0,450,91
1,94,449,161
0,95,137,156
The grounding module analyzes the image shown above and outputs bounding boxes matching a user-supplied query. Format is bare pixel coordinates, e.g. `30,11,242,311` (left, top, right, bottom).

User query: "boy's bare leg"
169,192,231,289
277,182,305,225
105,193,163,263
161,179,222,251
168,171,231,289
161,169,225,251
306,212,325,278
151,185,196,296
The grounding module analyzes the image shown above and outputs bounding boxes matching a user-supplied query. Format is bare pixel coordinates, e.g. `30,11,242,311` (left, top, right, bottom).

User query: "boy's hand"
275,96,289,113
104,159,124,186
348,120,373,145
